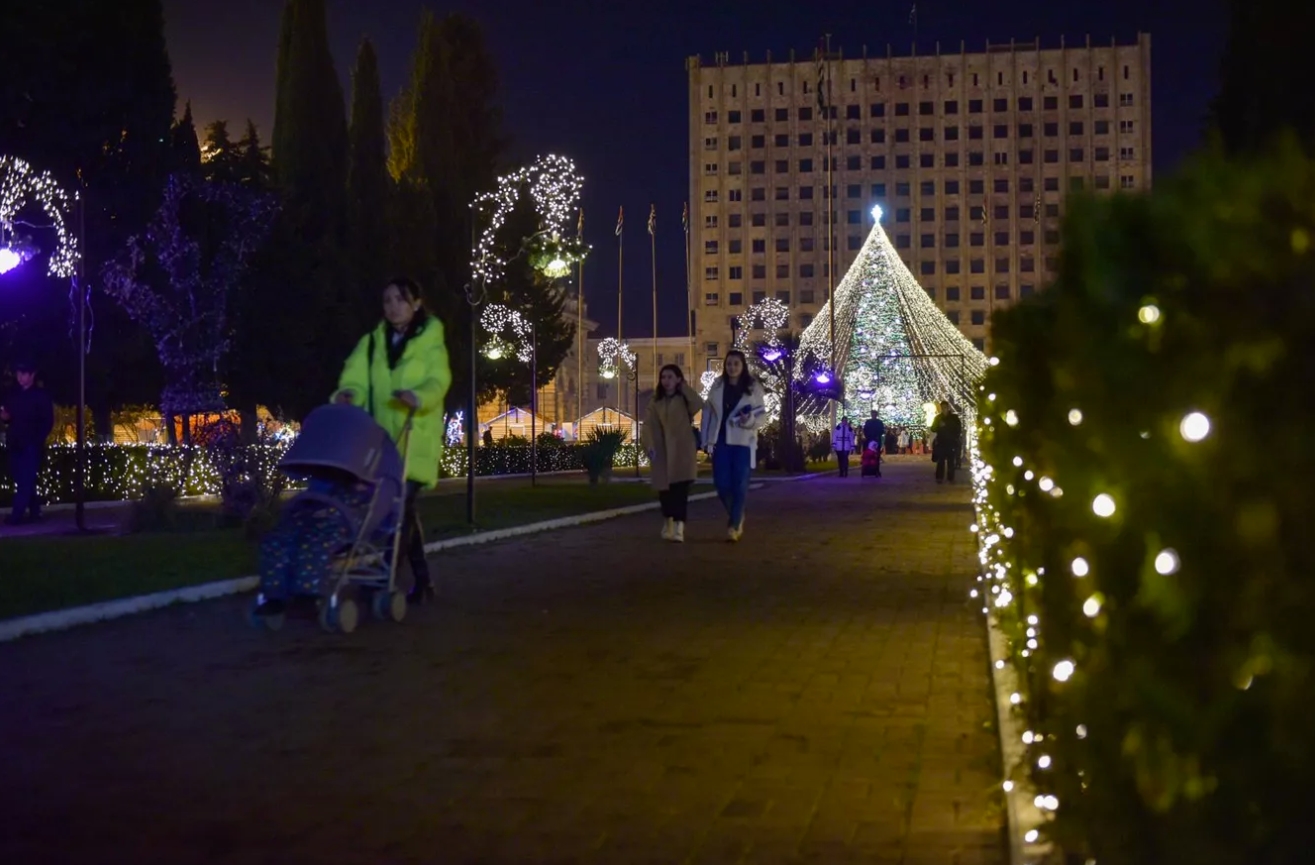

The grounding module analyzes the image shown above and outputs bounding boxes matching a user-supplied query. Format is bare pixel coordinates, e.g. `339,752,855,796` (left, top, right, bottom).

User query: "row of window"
703,250,1054,281
703,92,1137,126
704,145,1136,176
707,225,1063,254
705,118,1136,151
705,175,1113,206
706,63,1139,102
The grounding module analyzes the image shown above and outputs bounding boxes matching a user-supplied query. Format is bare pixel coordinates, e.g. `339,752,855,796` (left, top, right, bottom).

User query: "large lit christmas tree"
799,205,988,432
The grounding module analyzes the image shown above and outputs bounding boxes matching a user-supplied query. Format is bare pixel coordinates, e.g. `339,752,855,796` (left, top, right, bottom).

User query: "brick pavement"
0,458,1004,864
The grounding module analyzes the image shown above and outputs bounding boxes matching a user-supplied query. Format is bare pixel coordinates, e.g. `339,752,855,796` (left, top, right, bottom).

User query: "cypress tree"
347,38,390,325
170,101,202,174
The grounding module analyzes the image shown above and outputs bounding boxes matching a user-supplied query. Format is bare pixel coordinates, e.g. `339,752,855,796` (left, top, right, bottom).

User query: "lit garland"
101,174,276,416
0,155,79,278
596,337,635,380
444,411,464,446
480,303,534,363
798,214,987,433
471,153,585,286
733,297,790,350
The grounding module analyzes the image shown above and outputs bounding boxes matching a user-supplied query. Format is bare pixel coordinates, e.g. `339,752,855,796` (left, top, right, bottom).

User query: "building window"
846,183,862,198
1044,177,1059,192
799,107,813,120
847,155,862,170
798,158,814,173
945,205,961,221
1095,146,1110,162
799,132,814,146
728,162,741,175
728,213,741,228
994,153,1009,166
703,190,719,203
728,292,743,306
799,185,814,200
945,232,960,248
845,210,860,225
919,127,935,142
871,182,887,197
728,266,743,280
1069,121,1084,135
920,233,935,248
1120,146,1136,160
971,310,986,326
1020,230,1035,245
994,124,1008,139
800,290,815,304
704,111,718,124
1070,177,1085,191
969,125,984,140
751,238,765,254
775,264,789,278
920,260,936,275
945,126,960,141
1018,123,1034,138
1070,148,1084,161
1020,284,1035,297
871,128,886,144
895,207,911,223
705,215,719,228
1119,93,1134,107
1017,150,1033,164
944,99,959,114
775,187,789,201
776,107,789,121
704,240,718,254
705,342,719,355
896,182,911,197
1045,202,1060,217
945,286,962,301
895,102,910,116
1119,119,1135,134
1069,95,1084,109
895,128,910,144
848,235,862,250
728,239,743,254
1018,97,1034,111
1096,175,1111,190
1121,175,1136,189
968,152,984,166
995,257,1010,274
970,286,985,301
773,237,788,253
1044,96,1058,110
799,263,815,278
1044,229,1061,244
752,264,766,278
751,213,765,227
1044,149,1059,164
896,155,911,169
969,99,983,114
751,187,765,201
945,259,961,274
870,102,886,117
870,155,886,170
1020,257,1035,273
727,189,742,201
704,136,718,150
704,163,719,176
704,268,719,282
919,100,934,115
800,211,814,226
920,207,935,221
970,259,985,274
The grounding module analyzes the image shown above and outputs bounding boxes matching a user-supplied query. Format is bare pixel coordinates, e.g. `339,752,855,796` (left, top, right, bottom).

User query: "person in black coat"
862,411,886,477
930,400,963,484
2,358,56,525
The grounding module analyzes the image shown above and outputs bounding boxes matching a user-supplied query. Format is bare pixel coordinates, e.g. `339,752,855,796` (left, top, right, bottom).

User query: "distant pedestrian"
898,429,910,454
832,416,856,477
862,411,885,476
1,358,55,526
931,400,963,484
642,363,704,543
701,350,766,542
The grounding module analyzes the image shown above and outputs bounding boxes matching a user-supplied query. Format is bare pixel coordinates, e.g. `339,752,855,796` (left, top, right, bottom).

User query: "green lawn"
0,480,656,621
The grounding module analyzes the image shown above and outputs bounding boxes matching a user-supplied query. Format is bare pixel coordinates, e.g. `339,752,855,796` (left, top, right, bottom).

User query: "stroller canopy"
281,403,404,488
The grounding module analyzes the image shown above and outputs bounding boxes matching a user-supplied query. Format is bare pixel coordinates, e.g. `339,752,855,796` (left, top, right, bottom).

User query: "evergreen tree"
236,121,273,188
1210,0,1315,155
201,120,244,184
170,102,202,174
0,0,175,430
347,38,390,325
268,0,352,417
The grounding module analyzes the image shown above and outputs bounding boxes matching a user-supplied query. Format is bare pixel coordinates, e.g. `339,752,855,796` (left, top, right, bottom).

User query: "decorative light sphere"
485,346,503,360
543,256,570,278
1024,830,1040,844
1083,595,1103,617
1071,556,1090,577
1180,411,1211,443
1138,304,1161,324
989,356,1001,366
1068,408,1084,426
1052,659,1076,682
1092,493,1116,518
1154,548,1181,575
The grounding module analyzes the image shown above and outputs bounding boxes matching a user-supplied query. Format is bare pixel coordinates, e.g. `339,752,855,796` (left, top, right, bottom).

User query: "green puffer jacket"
336,314,451,487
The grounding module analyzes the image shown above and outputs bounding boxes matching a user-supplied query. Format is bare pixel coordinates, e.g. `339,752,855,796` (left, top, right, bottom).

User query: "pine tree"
236,121,273,188
347,38,390,325
201,119,244,183
170,102,202,174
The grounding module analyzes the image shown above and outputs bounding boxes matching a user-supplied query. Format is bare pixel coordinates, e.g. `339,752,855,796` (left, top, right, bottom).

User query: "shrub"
126,483,181,533
971,141,1315,863
580,430,625,484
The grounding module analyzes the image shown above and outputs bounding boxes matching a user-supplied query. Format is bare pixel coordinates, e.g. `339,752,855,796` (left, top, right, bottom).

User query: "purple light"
0,247,24,275
761,347,782,363
814,371,832,385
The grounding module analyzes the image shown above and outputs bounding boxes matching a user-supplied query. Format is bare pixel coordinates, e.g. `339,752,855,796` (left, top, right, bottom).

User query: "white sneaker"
661,518,674,541
727,525,740,543
673,521,685,543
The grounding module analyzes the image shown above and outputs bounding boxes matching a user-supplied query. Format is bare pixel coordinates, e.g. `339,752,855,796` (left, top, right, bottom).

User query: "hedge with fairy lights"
971,141,1315,864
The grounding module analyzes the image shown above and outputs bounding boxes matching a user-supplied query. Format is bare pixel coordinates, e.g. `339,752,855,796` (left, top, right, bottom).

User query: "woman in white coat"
700,350,767,542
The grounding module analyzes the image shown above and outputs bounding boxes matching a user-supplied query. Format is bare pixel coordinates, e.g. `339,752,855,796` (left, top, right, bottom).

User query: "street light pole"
75,185,87,531
530,318,537,487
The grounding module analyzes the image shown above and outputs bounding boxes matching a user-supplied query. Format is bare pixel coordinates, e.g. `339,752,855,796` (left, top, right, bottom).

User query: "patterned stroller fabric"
257,404,405,602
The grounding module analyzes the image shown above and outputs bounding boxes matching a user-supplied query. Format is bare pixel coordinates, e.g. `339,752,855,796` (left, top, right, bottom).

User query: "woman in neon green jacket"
334,277,451,604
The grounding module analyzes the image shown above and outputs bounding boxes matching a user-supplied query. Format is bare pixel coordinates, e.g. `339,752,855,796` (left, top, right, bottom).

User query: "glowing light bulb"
995,660,1006,670
1076,724,1088,739
1012,456,1023,467
1083,595,1103,617
989,356,1001,366
1027,615,1038,625
1180,411,1211,442
1004,409,1019,427
1024,470,1034,481
1037,754,1052,769
1092,493,1116,518
1068,408,1083,425
1071,557,1090,577
987,392,997,402
1022,731,1035,744
969,523,979,533
1138,304,1161,324
1052,659,1075,682
1154,548,1180,575
1025,573,1038,586
1003,780,1015,792
1039,477,1054,492
1024,830,1039,844
1009,692,1022,705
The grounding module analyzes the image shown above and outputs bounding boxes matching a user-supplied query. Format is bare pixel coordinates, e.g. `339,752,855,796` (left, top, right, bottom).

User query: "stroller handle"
391,391,419,433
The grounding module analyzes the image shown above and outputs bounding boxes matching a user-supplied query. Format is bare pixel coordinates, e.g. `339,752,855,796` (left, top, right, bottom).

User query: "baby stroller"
247,402,415,634
860,441,882,477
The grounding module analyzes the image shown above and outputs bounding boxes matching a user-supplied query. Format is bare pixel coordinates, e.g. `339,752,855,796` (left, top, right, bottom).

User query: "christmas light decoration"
0,155,79,278
597,337,635,380
733,297,790,350
480,303,534,363
1179,411,1210,442
798,212,987,432
471,154,585,286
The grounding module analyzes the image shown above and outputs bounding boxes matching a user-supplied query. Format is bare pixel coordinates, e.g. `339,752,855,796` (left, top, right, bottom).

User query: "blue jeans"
712,444,752,528
9,445,41,520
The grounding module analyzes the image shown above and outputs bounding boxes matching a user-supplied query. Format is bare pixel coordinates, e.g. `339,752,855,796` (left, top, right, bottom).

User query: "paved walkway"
0,461,1002,864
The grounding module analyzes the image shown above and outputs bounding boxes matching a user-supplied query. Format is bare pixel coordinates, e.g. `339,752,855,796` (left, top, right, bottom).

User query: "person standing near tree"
701,350,766,542
642,364,704,543
1,358,55,526
831,416,856,477
862,410,886,476
335,277,451,604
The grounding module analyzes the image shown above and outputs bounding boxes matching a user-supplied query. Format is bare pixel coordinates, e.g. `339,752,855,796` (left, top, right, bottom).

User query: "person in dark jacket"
930,400,963,484
2,358,56,525
862,411,886,476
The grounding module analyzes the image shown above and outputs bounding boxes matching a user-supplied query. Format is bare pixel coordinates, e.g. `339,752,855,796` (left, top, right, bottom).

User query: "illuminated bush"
972,141,1315,863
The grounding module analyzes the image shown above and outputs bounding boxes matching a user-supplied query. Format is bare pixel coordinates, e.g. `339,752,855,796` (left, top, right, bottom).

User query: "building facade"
687,34,1152,362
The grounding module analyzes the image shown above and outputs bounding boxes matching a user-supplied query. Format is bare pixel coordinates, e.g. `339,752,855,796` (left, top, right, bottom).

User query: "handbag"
678,391,703,450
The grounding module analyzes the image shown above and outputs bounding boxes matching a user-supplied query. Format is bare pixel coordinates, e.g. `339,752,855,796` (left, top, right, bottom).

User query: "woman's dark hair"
720,349,755,394
652,363,686,400
385,276,425,306
382,276,430,369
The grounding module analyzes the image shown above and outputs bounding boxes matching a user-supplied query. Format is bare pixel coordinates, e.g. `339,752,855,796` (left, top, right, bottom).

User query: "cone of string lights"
969,140,1315,864
798,204,987,433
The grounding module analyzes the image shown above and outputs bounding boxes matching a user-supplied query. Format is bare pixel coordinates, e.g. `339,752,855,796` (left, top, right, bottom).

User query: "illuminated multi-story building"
686,34,1152,364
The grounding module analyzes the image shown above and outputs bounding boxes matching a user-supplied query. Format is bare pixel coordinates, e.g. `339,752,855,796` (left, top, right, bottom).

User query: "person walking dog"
642,364,704,542
832,417,856,477
701,350,766,542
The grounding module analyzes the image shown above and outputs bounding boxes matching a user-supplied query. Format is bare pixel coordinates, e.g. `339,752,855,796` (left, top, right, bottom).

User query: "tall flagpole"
822,34,836,372
616,206,624,415
683,201,692,375
576,207,584,428
648,204,657,374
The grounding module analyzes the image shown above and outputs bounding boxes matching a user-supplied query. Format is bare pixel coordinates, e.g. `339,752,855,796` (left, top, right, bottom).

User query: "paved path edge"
0,476,818,644
987,612,1052,864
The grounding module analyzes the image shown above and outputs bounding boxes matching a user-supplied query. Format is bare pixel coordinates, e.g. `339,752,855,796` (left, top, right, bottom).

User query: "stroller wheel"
317,600,336,633
336,598,360,634
371,590,389,621
263,611,286,632
248,598,285,632
388,590,407,623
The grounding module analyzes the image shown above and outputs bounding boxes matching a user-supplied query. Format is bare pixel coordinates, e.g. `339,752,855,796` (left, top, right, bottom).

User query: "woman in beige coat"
642,364,705,542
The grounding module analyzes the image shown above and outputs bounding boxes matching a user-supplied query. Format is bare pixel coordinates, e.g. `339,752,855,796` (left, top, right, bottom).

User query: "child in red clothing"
860,441,881,477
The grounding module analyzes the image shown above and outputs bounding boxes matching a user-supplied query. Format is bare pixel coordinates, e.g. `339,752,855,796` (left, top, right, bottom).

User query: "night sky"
164,0,1227,339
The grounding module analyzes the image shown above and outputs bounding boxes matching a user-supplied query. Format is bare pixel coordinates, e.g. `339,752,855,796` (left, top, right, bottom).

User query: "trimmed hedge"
0,441,647,506
971,142,1315,863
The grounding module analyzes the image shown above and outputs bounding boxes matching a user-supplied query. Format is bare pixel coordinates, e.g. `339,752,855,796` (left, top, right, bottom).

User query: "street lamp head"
814,371,832,385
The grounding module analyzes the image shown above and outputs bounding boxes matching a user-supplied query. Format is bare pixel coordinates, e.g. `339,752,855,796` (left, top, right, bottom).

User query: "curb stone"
0,483,778,643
